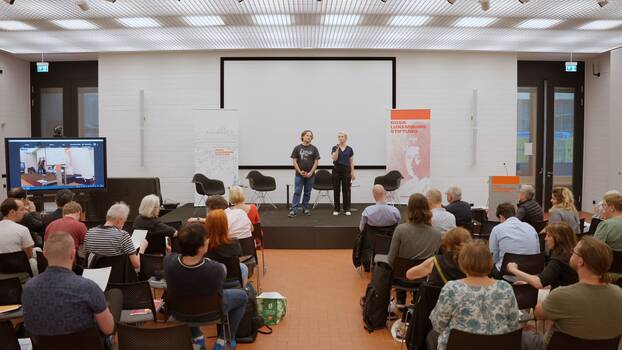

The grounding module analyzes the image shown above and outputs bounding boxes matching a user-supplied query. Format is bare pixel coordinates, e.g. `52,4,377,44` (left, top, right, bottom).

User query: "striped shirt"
84,225,135,257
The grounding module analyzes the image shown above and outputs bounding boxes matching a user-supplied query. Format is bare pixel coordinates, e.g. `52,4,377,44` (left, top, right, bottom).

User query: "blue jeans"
291,173,315,213
190,289,248,340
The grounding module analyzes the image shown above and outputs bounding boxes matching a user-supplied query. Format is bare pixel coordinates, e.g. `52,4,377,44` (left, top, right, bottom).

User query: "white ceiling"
1,0,622,57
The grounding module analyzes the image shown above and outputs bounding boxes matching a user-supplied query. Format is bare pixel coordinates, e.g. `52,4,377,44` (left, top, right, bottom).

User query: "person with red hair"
204,209,248,285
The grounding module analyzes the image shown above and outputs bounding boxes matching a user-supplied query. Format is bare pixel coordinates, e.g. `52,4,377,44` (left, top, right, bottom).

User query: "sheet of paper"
83,267,111,291
0,304,21,314
258,291,285,299
132,229,148,250
19,338,32,350
524,142,533,156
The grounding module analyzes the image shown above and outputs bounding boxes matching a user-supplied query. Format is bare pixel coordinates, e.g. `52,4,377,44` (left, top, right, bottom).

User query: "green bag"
256,292,287,326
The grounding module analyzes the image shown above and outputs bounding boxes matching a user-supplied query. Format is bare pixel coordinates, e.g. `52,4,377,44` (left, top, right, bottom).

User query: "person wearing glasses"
506,223,577,289
488,202,540,278
522,237,622,350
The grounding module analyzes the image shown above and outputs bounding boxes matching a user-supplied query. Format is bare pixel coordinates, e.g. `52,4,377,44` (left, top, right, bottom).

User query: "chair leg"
265,192,278,209
312,191,321,209
249,191,259,208
260,240,267,275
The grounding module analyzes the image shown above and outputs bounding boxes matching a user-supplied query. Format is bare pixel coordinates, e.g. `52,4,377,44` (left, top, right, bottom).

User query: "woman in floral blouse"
428,239,521,350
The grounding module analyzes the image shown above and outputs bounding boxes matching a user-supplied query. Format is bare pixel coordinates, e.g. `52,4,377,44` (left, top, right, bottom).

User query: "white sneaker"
345,211,351,216
332,211,339,216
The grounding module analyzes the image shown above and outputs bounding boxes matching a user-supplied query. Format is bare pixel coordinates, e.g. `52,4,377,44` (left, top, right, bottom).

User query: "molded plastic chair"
107,281,157,324
0,251,33,281
609,250,622,273
391,257,427,296
0,320,20,350
164,291,231,345
500,252,545,277
446,328,522,350
247,170,277,209
117,323,194,350
252,222,267,275
587,218,603,236
239,236,260,290
512,283,539,311
88,254,139,285
211,255,244,289
312,170,333,208
0,278,23,321
374,170,403,205
192,173,225,206
35,327,104,350
546,332,621,350
139,253,166,289
473,221,499,240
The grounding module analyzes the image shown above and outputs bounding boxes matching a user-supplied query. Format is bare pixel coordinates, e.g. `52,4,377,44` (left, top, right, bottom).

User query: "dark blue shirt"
164,253,226,298
331,145,354,167
23,266,107,336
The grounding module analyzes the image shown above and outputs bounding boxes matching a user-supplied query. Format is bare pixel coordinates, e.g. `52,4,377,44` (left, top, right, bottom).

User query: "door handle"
546,171,553,177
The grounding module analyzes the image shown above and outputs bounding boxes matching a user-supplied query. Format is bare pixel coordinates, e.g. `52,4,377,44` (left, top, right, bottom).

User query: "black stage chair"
139,253,166,290
546,332,621,350
247,170,277,209
192,173,225,206
252,222,267,276
312,170,334,208
500,252,545,277
391,257,427,304
445,328,522,350
587,218,603,236
117,323,194,350
374,170,403,205
239,236,260,290
473,221,499,240
212,256,243,289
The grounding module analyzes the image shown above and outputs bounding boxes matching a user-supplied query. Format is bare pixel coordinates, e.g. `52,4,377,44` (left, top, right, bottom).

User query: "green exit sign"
36,62,49,73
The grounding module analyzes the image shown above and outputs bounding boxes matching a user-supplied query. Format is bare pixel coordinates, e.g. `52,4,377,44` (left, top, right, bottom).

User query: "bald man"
22,231,120,347
359,184,401,231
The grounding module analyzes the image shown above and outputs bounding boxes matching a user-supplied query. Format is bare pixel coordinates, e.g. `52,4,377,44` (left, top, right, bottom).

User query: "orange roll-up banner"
387,109,431,203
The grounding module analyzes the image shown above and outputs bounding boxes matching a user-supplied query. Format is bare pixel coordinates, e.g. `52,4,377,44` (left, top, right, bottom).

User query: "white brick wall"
0,51,31,201
583,49,622,212
98,50,517,207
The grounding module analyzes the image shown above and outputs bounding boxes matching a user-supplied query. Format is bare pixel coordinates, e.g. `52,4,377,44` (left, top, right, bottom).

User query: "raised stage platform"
160,203,406,249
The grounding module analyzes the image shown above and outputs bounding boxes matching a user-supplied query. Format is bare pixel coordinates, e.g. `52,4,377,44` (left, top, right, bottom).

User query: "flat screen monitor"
5,137,107,192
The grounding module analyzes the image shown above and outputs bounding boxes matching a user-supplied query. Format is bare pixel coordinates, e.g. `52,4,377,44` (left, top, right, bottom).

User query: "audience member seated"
522,237,622,350
189,196,253,240
428,239,520,350
507,222,577,289
22,232,121,349
385,193,441,305
44,201,88,261
229,186,261,225
204,209,248,286
444,186,472,229
359,184,401,232
516,184,544,230
405,227,469,287
594,193,622,251
7,187,44,246
0,197,37,274
489,202,540,277
426,189,456,237
548,187,580,234
133,194,177,254
42,189,74,229
592,190,619,220
164,222,248,350
85,202,147,270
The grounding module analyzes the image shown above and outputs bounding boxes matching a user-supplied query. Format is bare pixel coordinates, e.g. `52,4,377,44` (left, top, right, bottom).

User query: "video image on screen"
19,146,96,188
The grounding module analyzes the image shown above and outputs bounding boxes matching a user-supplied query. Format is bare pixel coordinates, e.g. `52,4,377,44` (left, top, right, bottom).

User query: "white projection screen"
223,59,394,166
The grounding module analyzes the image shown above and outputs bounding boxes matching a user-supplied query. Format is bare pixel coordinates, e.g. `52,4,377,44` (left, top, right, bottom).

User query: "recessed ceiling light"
516,19,562,29
579,20,622,30
0,20,35,31
52,19,98,30
453,17,498,28
389,16,430,26
252,15,291,26
183,16,225,26
117,17,160,28
322,14,361,26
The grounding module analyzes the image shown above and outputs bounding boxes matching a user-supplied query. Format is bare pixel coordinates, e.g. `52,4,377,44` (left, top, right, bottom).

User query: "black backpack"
363,261,392,332
236,283,272,343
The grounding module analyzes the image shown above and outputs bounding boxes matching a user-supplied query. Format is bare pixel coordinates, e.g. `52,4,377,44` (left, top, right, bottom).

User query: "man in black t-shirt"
289,130,320,217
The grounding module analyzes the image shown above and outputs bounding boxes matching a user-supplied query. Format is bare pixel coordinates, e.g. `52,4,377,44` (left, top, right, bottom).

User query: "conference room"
1,0,622,349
